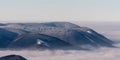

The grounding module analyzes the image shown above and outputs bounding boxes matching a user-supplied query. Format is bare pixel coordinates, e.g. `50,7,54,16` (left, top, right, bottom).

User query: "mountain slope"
8,34,72,49
0,28,18,48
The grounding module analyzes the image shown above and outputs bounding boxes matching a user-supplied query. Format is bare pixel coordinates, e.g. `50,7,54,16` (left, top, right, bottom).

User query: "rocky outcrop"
0,55,27,60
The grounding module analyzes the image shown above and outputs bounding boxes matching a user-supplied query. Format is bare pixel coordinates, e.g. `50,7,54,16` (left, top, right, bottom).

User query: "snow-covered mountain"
0,22,114,50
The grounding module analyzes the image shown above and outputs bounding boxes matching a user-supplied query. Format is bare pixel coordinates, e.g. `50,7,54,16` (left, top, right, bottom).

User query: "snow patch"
37,39,49,47
87,30,92,33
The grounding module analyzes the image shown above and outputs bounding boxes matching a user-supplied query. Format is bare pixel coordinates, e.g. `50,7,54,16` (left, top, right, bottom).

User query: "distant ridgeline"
0,22,114,50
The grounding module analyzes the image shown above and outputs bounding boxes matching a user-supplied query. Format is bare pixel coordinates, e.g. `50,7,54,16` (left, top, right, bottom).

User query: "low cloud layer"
0,45,120,60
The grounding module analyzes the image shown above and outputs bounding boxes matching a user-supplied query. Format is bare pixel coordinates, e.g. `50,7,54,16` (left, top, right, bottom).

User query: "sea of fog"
0,22,120,60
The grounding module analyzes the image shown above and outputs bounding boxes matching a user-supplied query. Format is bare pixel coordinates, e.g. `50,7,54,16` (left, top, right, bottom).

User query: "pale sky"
0,0,120,22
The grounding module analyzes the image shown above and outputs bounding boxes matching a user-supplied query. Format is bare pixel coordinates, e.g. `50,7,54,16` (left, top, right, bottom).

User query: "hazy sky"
0,0,120,22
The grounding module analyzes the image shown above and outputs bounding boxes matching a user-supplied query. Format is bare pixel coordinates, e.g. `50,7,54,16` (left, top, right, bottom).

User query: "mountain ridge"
0,22,114,50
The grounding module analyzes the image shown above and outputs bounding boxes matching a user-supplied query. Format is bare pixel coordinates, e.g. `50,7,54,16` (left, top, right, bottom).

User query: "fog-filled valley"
0,22,120,60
